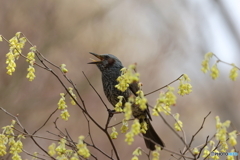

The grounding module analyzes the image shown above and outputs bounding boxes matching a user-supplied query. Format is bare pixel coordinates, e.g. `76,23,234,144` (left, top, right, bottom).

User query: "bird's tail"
142,119,165,151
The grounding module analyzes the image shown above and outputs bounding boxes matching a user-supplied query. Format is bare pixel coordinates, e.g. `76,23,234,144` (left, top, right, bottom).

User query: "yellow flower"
68,87,77,105
58,93,67,110
26,65,36,81
115,96,123,112
210,150,220,160
76,136,90,158
228,130,237,146
132,147,142,156
56,138,67,155
227,149,235,160
165,86,176,106
9,140,23,154
124,102,132,120
201,52,213,73
48,143,56,156
110,127,118,139
220,141,228,152
26,51,35,64
135,85,147,111
0,144,7,156
0,35,2,41
202,146,210,158
178,74,192,96
115,64,140,92
153,92,173,115
125,131,134,145
6,52,16,75
192,147,199,155
121,120,128,133
151,146,161,160
210,64,219,80
60,64,68,73
229,65,238,81
140,121,148,134
60,109,70,121
174,113,183,131
131,119,141,135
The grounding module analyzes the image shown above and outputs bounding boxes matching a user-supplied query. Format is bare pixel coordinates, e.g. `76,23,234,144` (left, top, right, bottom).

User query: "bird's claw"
107,109,115,117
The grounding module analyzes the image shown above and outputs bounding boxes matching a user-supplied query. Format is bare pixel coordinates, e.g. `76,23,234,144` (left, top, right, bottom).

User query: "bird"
88,52,165,150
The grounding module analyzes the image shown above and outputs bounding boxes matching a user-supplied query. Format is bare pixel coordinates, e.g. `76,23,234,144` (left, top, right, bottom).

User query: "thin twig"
33,108,58,135
182,112,211,156
82,71,109,110
145,74,184,96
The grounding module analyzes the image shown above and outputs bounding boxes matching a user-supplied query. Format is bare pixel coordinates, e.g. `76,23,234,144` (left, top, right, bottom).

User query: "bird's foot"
107,109,116,117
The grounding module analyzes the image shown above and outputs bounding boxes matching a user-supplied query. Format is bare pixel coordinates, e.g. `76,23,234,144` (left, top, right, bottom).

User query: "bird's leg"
107,109,115,117
107,109,123,117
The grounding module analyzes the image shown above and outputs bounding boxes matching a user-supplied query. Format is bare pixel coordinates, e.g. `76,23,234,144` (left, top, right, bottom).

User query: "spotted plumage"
88,52,165,150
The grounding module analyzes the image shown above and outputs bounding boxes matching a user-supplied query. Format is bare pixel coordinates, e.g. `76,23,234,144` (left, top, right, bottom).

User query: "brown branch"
33,108,58,135
144,74,184,96
182,112,211,156
0,107,56,160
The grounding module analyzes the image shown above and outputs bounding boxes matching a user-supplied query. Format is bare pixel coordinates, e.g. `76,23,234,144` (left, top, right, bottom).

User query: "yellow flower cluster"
6,32,27,76
115,96,124,112
9,138,24,160
68,87,77,105
202,146,210,158
6,52,17,75
151,146,161,160
211,149,220,160
0,134,7,156
192,147,199,155
135,89,147,111
26,65,36,81
110,127,118,139
201,52,239,80
125,119,141,145
173,113,183,131
131,147,142,160
76,136,91,158
210,64,219,80
55,138,67,157
115,64,140,92
152,86,176,116
120,120,129,133
229,64,238,81
48,138,82,160
215,116,231,152
227,149,236,160
201,52,213,73
178,74,192,96
123,101,132,120
58,93,70,121
26,46,36,64
48,143,56,156
228,130,237,146
140,121,148,134
0,120,25,160
26,46,36,81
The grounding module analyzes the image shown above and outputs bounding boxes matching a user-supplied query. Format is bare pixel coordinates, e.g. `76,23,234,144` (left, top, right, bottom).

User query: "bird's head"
88,52,123,72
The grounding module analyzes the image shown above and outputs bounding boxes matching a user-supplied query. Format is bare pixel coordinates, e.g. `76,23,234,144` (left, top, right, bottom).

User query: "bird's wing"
129,81,152,121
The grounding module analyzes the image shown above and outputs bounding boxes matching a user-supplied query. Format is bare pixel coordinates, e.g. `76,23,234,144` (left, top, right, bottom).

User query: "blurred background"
0,0,239,159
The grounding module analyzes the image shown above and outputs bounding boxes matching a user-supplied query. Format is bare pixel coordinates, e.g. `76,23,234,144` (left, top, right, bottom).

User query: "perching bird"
88,52,165,150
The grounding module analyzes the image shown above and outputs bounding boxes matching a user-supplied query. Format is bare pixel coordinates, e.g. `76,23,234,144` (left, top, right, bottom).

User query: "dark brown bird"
88,52,165,150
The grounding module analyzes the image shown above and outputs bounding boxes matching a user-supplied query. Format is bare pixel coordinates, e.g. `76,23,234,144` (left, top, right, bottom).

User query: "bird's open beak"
88,52,104,64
